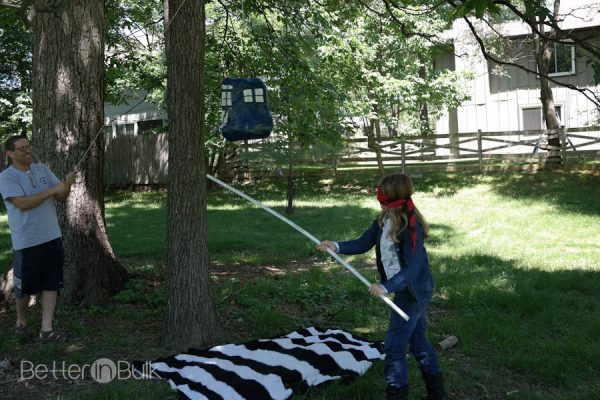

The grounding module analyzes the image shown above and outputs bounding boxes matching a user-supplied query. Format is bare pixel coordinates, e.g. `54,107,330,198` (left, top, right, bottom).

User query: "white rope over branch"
207,174,410,321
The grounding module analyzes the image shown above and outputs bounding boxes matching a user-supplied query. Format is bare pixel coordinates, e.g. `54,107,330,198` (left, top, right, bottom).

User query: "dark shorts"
13,238,64,298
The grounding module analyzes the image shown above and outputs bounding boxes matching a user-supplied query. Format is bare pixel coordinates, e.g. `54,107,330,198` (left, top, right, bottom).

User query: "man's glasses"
26,171,36,188
15,145,33,152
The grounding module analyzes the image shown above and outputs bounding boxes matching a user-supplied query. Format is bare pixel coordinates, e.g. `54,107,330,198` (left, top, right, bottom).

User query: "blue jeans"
384,291,441,388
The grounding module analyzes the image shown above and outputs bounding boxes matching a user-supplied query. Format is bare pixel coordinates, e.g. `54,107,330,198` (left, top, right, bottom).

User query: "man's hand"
65,172,76,186
53,172,76,202
52,182,67,195
368,283,387,298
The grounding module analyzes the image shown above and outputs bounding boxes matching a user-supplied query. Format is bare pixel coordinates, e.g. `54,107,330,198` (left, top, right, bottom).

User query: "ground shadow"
483,171,600,217
427,250,600,399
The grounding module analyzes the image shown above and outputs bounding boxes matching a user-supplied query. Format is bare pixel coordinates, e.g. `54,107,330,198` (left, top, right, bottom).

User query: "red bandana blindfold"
377,186,417,253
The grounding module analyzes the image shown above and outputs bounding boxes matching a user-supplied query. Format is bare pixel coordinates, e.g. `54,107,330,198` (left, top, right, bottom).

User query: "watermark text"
20,358,159,383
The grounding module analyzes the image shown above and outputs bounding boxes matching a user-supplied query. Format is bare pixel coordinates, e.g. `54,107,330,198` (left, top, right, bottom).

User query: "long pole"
207,174,410,321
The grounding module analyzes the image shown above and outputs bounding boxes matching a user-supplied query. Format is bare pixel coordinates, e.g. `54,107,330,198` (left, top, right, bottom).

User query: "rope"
164,0,189,33
75,94,146,169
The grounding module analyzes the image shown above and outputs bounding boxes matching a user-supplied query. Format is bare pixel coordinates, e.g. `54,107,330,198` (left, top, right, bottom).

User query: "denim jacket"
337,219,434,306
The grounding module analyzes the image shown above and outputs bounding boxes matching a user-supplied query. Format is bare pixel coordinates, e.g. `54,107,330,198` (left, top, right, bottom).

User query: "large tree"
529,0,562,163
26,0,127,304
163,0,221,351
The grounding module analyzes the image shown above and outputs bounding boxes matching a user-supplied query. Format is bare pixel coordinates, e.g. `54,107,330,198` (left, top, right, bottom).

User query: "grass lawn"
0,170,598,400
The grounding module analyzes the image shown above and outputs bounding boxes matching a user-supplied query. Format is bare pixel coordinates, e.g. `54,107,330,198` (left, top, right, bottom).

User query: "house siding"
436,17,600,137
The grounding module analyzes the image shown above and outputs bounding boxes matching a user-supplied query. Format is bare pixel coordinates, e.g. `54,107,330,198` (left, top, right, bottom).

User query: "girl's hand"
316,240,337,253
368,283,387,297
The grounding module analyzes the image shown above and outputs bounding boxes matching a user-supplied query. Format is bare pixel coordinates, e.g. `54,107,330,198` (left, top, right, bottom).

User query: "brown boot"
423,373,448,400
386,385,408,400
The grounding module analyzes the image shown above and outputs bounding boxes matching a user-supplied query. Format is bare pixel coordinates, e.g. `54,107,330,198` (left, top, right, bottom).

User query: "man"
0,135,75,341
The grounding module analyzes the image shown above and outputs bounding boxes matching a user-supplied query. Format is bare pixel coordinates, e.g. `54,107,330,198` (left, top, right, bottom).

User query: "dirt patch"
210,258,331,281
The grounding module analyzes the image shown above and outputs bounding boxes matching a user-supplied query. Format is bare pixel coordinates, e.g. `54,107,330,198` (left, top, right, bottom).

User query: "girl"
317,173,448,400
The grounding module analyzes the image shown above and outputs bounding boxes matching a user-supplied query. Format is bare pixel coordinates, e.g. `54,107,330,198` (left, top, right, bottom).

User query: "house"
435,0,600,141
104,91,166,141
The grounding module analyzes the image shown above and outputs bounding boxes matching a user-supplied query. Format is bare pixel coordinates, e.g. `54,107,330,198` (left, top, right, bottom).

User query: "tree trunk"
0,268,15,307
163,0,221,352
365,119,385,177
532,0,562,167
31,0,127,305
286,139,294,215
418,64,435,160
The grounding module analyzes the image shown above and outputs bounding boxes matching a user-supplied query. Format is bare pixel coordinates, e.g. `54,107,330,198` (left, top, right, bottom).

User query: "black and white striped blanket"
135,327,384,400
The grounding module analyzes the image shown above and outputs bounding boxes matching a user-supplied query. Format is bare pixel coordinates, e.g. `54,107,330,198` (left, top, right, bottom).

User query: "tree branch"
463,16,600,109
0,1,20,9
354,0,447,47
491,0,600,60
1,0,71,25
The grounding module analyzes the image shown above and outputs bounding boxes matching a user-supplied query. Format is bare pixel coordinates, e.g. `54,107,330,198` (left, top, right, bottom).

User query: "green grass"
0,170,599,399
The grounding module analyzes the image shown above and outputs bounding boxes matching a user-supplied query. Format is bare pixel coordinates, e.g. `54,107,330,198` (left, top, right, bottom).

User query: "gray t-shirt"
0,163,62,250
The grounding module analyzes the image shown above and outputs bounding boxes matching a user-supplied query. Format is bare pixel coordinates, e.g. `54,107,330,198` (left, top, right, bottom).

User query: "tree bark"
531,0,562,167
286,140,294,215
418,64,435,159
31,0,127,305
163,0,221,352
365,118,385,177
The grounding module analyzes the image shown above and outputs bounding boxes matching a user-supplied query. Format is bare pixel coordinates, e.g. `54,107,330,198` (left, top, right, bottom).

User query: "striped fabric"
135,327,384,400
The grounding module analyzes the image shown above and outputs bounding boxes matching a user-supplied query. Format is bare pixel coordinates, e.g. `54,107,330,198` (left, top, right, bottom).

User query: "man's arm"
9,184,64,211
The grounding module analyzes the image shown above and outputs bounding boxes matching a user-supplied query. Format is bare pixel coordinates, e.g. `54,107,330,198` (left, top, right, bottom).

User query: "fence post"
401,136,406,174
477,129,483,173
560,125,567,170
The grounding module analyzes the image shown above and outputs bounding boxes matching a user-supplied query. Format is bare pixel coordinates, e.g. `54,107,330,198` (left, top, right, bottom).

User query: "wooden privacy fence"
0,134,169,185
104,133,168,185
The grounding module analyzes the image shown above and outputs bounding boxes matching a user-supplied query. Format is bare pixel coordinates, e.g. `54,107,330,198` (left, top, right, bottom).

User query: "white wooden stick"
207,174,410,321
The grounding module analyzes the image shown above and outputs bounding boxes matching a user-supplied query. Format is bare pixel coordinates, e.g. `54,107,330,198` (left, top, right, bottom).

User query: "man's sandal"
39,330,65,342
13,324,29,336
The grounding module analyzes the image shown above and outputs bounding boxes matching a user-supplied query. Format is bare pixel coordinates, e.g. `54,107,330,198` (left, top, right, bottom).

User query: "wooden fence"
1,127,598,185
104,126,600,183
336,126,600,173
104,134,168,185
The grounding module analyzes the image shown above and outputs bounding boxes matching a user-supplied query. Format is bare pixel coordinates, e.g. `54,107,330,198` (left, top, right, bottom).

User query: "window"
124,123,135,135
523,108,542,130
243,89,253,103
254,88,264,103
522,106,562,130
549,43,575,76
549,106,562,125
243,88,265,103
138,119,163,133
221,84,233,107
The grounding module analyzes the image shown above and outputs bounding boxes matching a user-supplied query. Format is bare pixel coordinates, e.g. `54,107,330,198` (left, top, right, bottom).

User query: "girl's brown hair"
377,173,429,241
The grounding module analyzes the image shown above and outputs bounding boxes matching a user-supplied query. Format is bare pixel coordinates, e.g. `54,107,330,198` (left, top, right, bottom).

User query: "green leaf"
474,0,489,19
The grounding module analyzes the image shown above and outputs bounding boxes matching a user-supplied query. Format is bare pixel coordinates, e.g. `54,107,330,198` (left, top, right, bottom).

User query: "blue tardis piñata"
220,77,273,141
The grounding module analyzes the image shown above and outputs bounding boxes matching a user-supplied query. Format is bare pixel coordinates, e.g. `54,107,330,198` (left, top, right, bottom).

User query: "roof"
499,1,600,38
